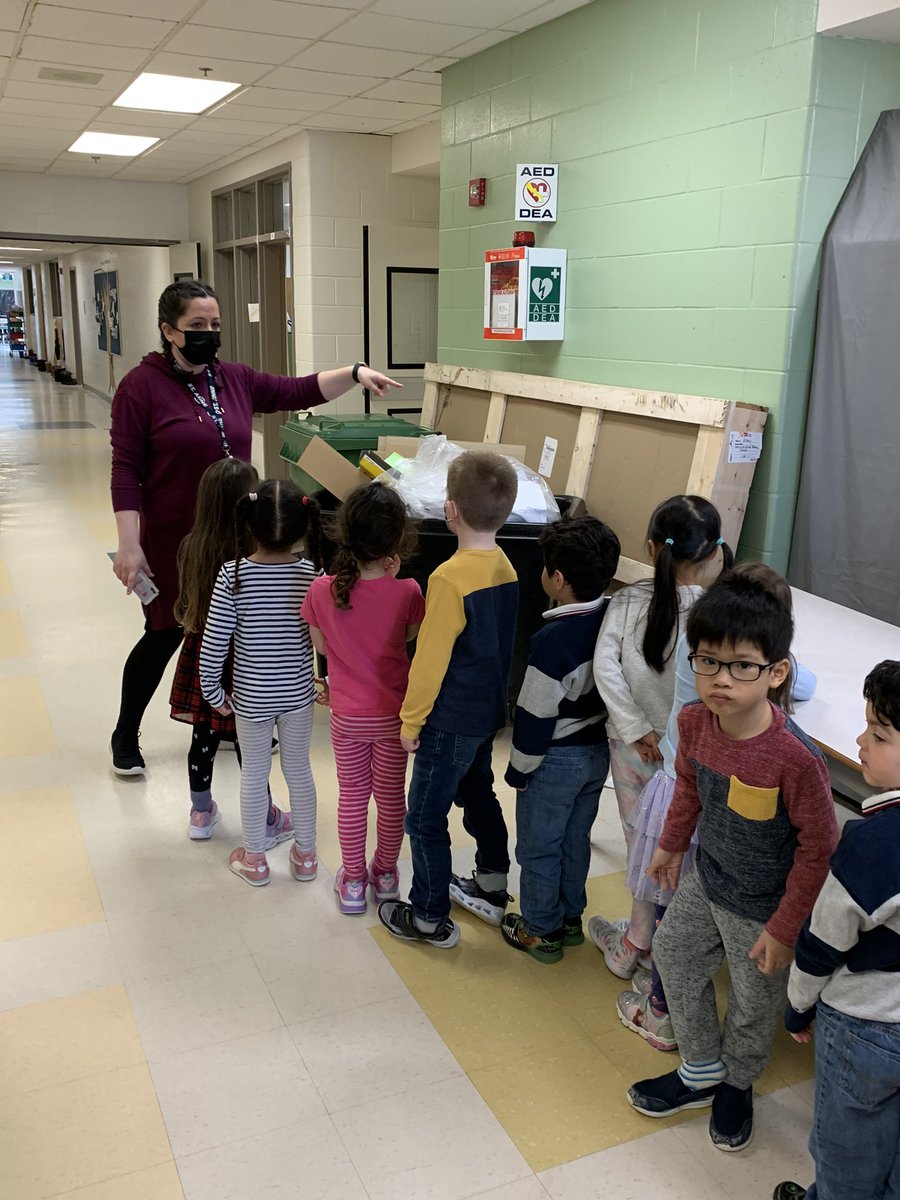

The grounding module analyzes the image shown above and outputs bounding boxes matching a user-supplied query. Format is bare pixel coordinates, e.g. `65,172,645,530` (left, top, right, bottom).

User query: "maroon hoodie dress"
110,351,326,630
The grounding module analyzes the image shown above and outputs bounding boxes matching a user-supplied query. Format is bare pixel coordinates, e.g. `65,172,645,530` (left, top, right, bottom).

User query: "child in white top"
200,479,321,887
591,495,731,975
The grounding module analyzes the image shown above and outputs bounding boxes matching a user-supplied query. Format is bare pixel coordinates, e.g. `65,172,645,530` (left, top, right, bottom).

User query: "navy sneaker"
449,872,510,926
627,1068,719,1117
710,1082,754,1151
377,900,460,948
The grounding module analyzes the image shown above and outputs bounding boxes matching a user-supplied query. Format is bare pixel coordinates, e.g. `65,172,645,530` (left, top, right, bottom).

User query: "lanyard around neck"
183,368,232,458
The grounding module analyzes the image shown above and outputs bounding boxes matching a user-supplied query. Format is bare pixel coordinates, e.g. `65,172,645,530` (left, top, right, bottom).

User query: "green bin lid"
280,412,432,451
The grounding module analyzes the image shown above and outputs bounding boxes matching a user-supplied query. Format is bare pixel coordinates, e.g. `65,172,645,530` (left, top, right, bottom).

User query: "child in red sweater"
627,569,839,1152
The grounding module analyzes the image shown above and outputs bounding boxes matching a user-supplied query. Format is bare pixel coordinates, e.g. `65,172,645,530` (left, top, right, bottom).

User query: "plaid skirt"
169,631,236,737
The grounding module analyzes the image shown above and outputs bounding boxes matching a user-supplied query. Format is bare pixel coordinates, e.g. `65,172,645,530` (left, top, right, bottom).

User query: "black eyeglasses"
688,653,777,682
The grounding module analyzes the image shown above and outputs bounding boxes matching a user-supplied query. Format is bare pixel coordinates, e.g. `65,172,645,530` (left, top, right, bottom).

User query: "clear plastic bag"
392,434,560,524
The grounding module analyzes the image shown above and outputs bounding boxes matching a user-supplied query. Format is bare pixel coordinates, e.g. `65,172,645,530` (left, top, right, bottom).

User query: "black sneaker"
562,917,584,946
773,1186,807,1200
710,1082,754,1151
627,1068,719,1117
110,728,145,776
500,913,563,964
377,900,460,948
448,872,510,926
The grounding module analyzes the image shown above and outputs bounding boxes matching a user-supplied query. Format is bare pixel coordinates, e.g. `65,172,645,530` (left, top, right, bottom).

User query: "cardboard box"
295,433,530,503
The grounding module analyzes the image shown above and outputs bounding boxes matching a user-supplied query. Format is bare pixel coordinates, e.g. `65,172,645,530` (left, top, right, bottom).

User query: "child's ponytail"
642,494,731,673
331,547,361,610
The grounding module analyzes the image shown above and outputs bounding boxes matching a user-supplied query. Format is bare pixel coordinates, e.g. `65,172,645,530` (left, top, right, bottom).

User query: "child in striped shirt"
200,479,322,887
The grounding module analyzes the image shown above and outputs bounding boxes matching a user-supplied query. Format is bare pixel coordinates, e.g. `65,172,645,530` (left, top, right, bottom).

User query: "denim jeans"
514,742,609,937
405,724,510,923
806,1002,900,1200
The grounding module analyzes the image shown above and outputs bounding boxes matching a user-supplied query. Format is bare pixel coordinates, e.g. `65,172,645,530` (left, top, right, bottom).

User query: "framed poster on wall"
93,269,121,355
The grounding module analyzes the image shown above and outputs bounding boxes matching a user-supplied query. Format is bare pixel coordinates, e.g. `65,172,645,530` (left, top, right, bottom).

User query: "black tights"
189,722,275,821
116,625,183,734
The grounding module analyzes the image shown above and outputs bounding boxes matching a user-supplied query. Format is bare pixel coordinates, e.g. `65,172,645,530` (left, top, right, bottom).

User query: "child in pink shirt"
302,484,424,914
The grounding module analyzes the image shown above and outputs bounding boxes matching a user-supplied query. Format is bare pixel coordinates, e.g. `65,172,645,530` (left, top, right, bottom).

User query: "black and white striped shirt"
199,557,317,720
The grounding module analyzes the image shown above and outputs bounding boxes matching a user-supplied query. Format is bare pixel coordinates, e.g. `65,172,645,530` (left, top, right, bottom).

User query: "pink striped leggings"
330,712,408,881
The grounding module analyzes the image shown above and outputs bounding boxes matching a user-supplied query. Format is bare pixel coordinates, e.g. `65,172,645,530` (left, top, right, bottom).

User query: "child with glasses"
627,569,839,1154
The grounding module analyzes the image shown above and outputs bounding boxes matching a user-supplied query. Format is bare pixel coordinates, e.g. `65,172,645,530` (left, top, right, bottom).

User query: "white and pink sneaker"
335,866,367,915
289,844,318,882
368,861,400,902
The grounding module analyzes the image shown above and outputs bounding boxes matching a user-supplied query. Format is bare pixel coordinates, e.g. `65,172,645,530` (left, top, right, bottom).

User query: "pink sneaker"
335,866,367,915
368,861,400,902
289,844,318,882
587,915,649,979
264,804,293,850
617,988,677,1051
229,847,270,887
189,801,219,841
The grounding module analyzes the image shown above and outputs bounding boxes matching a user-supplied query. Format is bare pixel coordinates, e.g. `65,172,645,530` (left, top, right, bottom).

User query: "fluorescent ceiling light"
68,131,159,156
113,72,240,114
0,246,42,252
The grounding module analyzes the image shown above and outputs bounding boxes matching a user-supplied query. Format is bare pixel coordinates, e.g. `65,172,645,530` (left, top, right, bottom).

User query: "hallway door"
68,270,83,384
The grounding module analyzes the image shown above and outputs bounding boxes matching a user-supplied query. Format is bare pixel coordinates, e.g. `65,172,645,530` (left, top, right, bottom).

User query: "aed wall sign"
515,163,558,221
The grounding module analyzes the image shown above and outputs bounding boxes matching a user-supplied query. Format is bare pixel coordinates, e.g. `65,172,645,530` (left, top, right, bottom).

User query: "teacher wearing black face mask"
108,278,399,776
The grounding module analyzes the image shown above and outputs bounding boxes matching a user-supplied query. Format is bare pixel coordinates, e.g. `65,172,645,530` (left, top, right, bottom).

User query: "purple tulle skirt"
625,769,698,904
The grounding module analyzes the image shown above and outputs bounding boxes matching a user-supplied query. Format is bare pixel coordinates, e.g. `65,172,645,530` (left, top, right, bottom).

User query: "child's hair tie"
665,537,675,546
248,492,258,501
302,495,310,506
716,536,724,545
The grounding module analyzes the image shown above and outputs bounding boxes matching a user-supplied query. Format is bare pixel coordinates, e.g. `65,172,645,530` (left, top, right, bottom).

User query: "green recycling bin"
279,412,432,496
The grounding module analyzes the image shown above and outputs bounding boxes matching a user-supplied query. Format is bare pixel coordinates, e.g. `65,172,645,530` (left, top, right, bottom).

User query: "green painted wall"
438,0,900,567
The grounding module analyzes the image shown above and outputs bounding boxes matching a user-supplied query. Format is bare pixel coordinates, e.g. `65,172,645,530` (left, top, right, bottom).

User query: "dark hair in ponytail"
642,494,733,673
329,483,418,610
232,479,322,592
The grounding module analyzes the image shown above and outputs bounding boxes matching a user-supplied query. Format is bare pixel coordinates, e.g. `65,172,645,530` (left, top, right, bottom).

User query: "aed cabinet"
483,246,566,342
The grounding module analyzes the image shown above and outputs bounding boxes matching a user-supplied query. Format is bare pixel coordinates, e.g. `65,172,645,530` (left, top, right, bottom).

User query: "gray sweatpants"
654,867,788,1090
234,707,317,854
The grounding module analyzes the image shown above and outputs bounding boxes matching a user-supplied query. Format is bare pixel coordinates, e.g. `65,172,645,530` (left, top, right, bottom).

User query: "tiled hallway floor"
0,354,815,1199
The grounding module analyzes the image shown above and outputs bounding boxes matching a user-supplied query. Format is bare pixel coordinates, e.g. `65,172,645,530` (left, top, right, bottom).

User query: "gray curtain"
790,111,900,623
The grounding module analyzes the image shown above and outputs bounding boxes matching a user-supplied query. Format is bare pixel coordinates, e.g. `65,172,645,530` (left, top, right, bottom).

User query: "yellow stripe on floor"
0,677,55,757
0,607,29,657
372,871,813,1171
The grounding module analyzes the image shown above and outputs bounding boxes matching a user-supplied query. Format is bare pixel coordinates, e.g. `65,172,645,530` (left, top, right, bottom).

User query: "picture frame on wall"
93,269,121,356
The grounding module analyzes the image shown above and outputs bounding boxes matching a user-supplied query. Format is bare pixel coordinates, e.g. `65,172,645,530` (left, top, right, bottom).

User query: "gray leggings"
234,707,317,854
654,867,788,1090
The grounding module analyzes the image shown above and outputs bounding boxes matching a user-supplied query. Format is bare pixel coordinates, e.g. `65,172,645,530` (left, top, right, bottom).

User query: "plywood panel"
499,397,581,496
435,386,491,442
585,412,696,566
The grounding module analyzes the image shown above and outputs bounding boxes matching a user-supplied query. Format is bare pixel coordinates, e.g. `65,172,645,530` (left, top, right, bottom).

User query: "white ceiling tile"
0,110,81,132
323,13,484,54
399,70,442,85
447,29,519,57
502,0,593,33
0,96,101,122
383,117,439,135
1,126,71,145
305,113,395,133
261,66,384,95
11,57,133,94
165,25,312,66
0,30,15,55
187,114,284,136
93,107,195,132
371,0,528,30
18,36,148,71
28,5,175,48
286,41,426,77
143,51,271,86
190,0,352,39
5,80,119,107
223,85,331,112
39,0,194,18
0,3,26,33
47,159,124,176
328,97,438,121
211,101,314,126
363,79,441,104
165,129,261,148
417,57,459,71
0,158,53,171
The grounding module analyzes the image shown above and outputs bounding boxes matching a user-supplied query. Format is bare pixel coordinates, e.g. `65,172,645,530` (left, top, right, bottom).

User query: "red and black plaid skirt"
169,631,236,737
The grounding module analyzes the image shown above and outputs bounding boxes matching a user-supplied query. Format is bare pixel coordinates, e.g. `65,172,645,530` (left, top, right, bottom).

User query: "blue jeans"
514,742,609,937
806,1002,900,1200
405,724,510,924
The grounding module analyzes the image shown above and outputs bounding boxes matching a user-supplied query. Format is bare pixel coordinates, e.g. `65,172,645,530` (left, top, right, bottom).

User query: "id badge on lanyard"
185,368,232,458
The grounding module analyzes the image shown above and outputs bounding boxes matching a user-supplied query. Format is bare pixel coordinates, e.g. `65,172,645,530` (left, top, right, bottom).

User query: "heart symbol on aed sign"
532,277,553,301
524,179,549,205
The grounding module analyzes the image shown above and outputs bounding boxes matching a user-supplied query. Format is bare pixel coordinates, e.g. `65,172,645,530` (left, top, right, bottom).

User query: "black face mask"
178,329,221,365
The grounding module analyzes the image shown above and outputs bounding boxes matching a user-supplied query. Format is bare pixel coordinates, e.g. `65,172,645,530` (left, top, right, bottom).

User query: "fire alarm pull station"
484,246,566,341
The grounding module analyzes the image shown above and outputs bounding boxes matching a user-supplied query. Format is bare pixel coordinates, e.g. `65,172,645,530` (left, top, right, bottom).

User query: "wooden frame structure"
421,363,768,583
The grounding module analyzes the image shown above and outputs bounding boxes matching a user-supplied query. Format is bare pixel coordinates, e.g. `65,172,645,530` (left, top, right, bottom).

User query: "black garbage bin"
400,496,587,713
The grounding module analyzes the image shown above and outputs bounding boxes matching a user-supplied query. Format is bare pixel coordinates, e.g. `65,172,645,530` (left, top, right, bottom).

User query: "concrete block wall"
438,0,879,568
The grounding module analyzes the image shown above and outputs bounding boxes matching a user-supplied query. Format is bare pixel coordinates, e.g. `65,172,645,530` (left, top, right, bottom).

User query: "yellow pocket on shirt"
726,776,779,822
